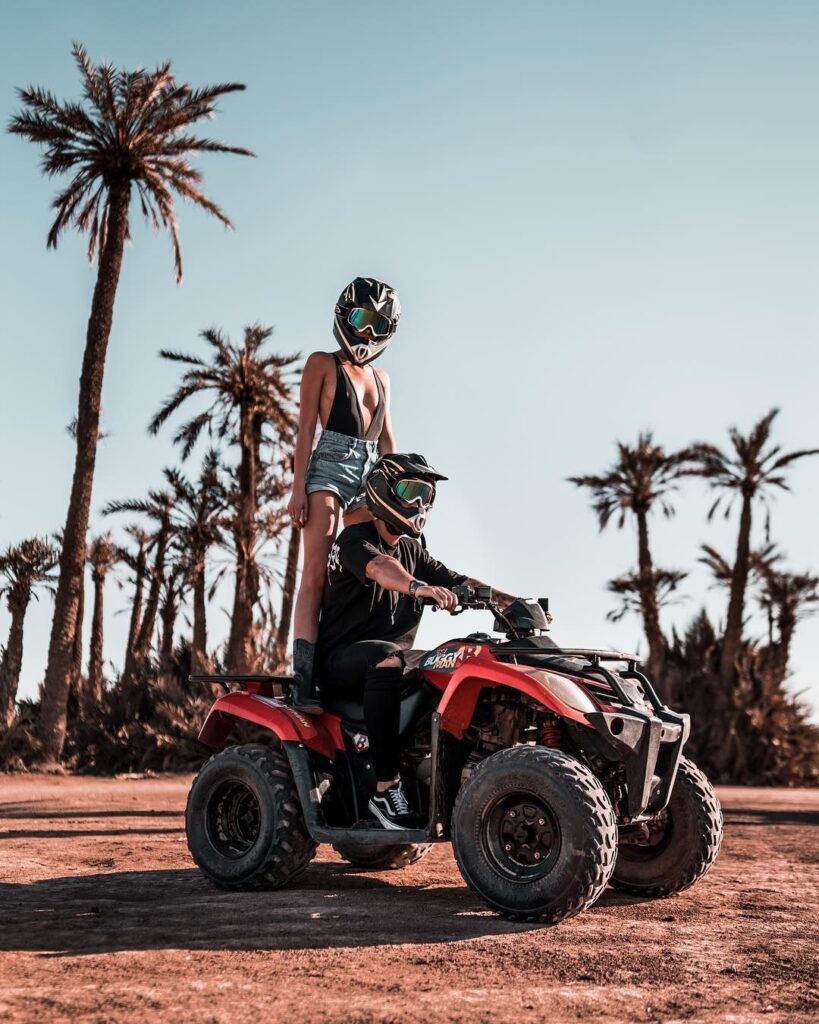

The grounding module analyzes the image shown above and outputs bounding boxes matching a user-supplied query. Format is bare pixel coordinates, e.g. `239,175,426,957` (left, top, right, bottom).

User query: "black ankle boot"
291,639,322,714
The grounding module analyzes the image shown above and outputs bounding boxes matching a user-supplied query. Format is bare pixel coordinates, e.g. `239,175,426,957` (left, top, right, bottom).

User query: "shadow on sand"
1,827,183,839
0,860,644,957
723,806,819,828
0,808,181,821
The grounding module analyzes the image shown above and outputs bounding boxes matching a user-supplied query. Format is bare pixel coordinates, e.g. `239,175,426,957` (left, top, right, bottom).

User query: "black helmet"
365,453,447,537
333,277,401,366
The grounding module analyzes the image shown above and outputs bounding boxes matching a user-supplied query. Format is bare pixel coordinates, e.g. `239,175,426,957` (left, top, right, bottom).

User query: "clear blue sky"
1,1,817,716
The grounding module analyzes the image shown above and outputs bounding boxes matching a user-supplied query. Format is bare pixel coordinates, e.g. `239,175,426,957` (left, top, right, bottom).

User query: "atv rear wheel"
611,757,722,898
333,840,433,871
451,746,617,924
186,744,317,890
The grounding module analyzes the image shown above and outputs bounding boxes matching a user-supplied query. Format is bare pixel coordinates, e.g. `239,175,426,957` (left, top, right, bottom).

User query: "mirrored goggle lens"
394,478,435,506
346,307,393,338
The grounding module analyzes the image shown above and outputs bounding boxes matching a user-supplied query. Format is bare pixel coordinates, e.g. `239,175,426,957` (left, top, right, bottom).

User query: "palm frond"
148,383,205,436
8,44,251,277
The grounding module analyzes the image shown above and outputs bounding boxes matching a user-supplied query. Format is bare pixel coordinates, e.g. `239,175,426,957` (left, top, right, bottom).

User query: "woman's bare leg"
293,491,342,643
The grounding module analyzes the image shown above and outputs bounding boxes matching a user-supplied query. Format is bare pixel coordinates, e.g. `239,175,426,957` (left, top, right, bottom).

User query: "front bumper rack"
524,651,690,819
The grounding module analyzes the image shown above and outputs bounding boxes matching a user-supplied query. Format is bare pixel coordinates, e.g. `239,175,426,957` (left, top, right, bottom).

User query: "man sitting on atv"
299,452,515,830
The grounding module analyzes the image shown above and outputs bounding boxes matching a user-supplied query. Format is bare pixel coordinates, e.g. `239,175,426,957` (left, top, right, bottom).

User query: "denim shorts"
305,429,380,510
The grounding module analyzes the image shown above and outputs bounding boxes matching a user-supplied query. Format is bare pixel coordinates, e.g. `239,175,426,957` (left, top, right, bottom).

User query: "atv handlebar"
418,583,494,612
421,584,551,638
453,583,494,607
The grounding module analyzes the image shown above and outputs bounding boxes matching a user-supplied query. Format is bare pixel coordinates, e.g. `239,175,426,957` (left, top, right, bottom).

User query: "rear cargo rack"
189,673,292,696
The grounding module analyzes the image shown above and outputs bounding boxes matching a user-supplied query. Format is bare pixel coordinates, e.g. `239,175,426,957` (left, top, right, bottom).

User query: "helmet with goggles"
365,453,446,537
334,277,401,366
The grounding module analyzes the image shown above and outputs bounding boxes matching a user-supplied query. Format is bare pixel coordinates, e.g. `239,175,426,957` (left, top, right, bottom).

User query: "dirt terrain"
0,775,817,1024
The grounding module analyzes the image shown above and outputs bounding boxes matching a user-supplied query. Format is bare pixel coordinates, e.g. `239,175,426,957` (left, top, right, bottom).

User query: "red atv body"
186,589,722,924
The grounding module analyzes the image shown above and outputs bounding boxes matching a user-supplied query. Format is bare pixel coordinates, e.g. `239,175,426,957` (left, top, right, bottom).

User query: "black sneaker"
368,782,416,830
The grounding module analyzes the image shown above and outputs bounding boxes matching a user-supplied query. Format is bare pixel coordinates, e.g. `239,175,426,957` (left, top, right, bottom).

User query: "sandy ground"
0,775,817,1024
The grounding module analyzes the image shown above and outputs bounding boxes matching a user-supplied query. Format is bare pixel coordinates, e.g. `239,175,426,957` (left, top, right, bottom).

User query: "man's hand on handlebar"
416,584,459,612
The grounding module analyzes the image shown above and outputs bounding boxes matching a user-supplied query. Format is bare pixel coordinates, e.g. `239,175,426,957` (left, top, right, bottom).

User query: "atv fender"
437,663,594,739
198,691,342,759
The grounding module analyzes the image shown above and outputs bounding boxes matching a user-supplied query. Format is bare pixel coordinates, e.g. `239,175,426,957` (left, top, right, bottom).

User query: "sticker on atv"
421,644,482,672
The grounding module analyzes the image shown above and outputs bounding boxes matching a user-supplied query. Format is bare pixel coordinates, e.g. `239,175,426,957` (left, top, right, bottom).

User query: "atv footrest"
312,825,432,845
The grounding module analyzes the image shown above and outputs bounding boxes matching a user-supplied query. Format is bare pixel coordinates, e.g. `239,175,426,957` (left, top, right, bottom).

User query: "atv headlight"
524,668,597,714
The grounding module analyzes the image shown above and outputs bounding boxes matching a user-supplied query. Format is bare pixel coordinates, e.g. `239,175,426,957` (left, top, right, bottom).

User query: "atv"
185,587,722,924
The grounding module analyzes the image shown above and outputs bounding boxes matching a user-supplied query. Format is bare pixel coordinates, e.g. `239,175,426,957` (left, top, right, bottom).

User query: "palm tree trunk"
720,491,753,687
635,510,666,693
772,607,796,688
38,183,131,761
86,568,105,708
124,541,146,679
227,410,259,672
275,525,301,668
0,593,29,727
709,491,753,779
130,524,168,679
191,562,208,674
159,582,178,675
70,565,85,714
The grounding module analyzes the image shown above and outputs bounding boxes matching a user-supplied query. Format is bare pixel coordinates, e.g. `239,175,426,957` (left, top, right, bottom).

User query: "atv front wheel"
451,746,617,924
611,757,722,898
332,840,432,871
186,744,317,890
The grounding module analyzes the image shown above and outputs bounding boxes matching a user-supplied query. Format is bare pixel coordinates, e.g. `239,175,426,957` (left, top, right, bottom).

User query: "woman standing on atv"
287,277,400,711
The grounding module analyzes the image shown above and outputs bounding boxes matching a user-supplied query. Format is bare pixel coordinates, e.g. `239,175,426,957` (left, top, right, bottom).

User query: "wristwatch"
408,579,422,598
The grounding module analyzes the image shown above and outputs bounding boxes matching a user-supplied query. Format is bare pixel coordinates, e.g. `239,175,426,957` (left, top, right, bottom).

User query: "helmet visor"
346,307,394,338
394,478,435,507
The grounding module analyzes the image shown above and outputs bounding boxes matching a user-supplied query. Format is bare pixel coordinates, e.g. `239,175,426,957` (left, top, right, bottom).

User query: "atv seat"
320,685,430,735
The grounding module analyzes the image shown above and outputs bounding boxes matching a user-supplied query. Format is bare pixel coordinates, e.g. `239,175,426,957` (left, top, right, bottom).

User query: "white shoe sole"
367,801,406,831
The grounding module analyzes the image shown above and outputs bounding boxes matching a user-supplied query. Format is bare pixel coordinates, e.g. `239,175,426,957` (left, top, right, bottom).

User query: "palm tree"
569,433,706,687
699,543,780,597
158,562,186,675
0,539,59,726
103,488,175,681
52,526,86,717
86,533,118,708
699,409,819,688
756,568,819,683
606,567,688,625
149,326,298,672
275,526,301,667
9,44,252,760
117,525,151,675
164,450,227,673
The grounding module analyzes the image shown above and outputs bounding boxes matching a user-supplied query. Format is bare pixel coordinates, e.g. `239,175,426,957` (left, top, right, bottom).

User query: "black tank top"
325,353,386,441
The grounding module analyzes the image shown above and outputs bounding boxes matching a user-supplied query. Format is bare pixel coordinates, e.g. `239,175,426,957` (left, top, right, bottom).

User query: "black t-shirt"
316,522,467,662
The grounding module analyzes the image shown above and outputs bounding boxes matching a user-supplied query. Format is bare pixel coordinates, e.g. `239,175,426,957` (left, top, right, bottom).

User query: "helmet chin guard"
333,277,401,366
365,453,446,538
333,316,392,366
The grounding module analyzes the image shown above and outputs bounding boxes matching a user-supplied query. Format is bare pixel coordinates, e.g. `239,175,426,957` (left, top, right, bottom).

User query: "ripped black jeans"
321,640,414,781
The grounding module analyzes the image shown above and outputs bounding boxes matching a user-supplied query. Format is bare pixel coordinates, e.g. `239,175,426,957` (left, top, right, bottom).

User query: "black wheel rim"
205,778,262,859
481,791,561,881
